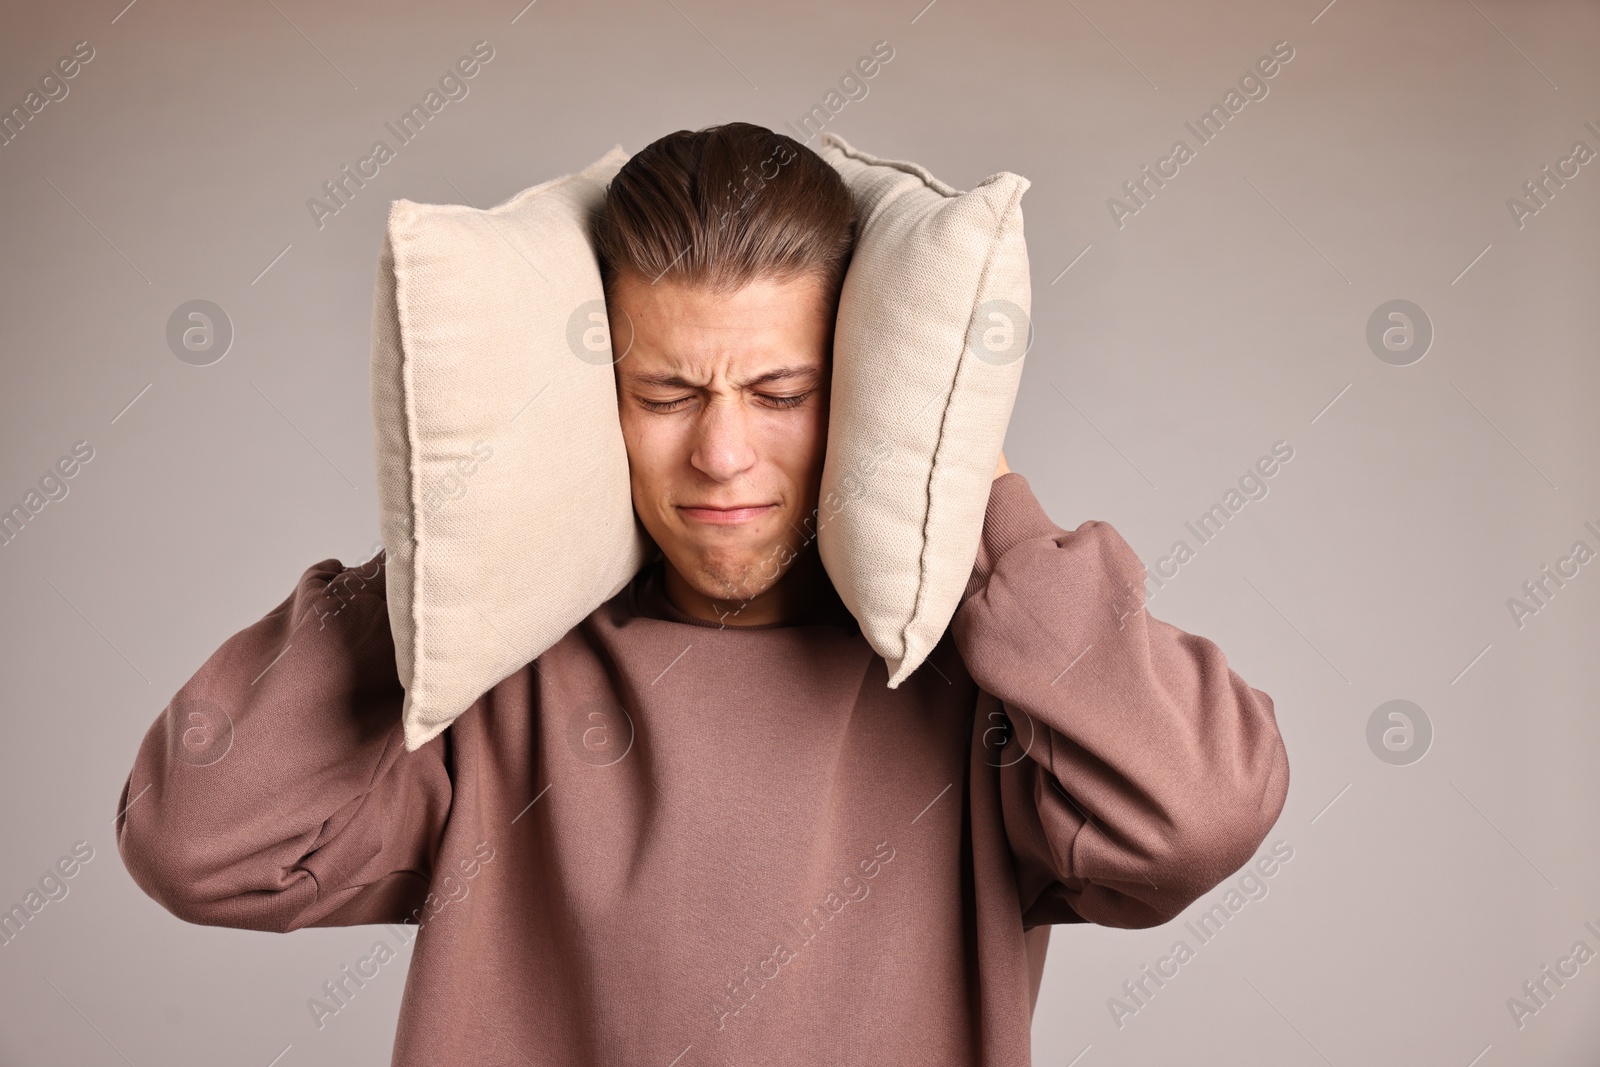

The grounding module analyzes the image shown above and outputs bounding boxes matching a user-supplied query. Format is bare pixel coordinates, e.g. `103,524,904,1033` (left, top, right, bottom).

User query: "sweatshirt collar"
633,555,857,633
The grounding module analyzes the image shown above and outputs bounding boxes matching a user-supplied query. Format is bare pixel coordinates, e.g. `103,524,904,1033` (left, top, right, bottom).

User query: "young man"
116,123,1289,1066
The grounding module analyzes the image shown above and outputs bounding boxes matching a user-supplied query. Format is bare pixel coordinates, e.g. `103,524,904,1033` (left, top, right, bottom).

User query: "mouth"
676,502,778,526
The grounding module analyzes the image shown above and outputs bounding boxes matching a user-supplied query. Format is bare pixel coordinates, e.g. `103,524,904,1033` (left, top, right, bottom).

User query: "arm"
114,552,453,932
952,472,1290,929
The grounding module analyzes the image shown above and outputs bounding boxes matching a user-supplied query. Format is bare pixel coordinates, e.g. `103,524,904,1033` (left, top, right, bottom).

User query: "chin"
703,556,780,603
680,542,784,603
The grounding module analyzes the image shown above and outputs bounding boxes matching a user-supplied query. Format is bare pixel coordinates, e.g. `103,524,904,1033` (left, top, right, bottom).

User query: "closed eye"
762,392,811,409
636,391,813,413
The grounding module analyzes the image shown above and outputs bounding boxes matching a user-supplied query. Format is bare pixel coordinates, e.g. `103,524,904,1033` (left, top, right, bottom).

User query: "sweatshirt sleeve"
951,473,1290,929
114,552,453,933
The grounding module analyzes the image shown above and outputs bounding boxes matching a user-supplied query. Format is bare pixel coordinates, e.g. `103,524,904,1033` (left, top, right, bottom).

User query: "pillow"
369,145,650,752
814,133,1032,687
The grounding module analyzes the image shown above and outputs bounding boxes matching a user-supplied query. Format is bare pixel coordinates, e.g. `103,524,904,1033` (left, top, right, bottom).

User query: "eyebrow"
624,365,822,390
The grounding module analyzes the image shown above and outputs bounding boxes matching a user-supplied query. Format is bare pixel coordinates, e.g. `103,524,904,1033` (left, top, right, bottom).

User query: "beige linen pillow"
370,146,649,752
815,133,1032,687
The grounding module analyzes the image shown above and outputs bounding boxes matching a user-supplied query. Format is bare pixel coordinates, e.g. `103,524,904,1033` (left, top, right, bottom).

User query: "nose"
689,395,758,483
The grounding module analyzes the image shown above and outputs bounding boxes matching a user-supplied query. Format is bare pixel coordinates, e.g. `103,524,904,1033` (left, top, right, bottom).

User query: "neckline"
632,555,858,633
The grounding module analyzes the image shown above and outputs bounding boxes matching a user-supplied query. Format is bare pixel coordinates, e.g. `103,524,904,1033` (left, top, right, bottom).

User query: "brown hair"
593,122,855,300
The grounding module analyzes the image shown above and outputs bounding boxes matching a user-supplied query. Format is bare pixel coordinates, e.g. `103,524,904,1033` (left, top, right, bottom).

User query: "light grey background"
2,0,1597,1063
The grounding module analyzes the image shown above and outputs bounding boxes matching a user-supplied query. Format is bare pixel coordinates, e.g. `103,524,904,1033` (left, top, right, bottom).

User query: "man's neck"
661,548,831,628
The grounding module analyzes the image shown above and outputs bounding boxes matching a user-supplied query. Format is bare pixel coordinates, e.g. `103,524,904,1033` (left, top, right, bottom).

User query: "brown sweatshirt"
115,472,1289,1067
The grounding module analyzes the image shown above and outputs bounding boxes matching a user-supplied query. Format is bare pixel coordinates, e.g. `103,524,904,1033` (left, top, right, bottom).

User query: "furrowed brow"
626,371,701,389
625,365,821,390
740,365,821,388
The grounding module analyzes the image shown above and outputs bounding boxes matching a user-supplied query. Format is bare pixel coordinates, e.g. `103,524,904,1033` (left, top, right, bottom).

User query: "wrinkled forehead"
609,271,834,385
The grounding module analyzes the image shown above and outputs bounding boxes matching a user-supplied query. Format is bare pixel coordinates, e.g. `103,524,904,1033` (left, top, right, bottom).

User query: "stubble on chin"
687,547,780,607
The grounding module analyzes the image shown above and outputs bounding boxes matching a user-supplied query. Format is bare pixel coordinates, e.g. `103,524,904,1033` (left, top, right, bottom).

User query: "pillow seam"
386,211,431,707
823,134,960,199
824,132,1019,201
903,176,1030,669
424,146,626,217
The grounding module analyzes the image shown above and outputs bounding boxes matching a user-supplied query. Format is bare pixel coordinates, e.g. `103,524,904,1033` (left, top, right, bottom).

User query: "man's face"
609,267,835,623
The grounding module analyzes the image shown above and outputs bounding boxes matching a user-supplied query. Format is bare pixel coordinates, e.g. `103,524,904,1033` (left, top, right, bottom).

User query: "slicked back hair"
593,122,856,301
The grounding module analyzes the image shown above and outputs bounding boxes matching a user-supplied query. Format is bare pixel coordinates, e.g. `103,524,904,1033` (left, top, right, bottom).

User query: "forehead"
609,270,833,379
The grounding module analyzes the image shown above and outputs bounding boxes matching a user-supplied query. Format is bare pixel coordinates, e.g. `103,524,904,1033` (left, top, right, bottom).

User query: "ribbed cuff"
962,472,1066,602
